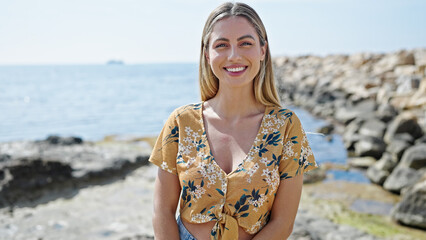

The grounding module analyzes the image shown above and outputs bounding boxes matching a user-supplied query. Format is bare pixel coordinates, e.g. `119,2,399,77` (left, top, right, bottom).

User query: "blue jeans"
177,216,197,240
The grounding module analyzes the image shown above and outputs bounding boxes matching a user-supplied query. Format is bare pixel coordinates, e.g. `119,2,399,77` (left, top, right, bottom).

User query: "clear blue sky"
0,0,425,65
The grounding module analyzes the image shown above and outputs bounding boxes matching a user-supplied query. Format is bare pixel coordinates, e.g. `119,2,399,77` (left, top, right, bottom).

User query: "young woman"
150,2,317,240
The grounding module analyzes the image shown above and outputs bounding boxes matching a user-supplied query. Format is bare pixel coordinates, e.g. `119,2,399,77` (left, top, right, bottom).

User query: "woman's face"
206,16,266,89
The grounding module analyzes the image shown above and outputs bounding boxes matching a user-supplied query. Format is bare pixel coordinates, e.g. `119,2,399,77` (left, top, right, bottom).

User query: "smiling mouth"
224,66,247,72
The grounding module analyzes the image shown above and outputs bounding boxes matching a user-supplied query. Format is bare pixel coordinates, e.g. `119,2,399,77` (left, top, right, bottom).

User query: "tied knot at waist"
210,214,238,240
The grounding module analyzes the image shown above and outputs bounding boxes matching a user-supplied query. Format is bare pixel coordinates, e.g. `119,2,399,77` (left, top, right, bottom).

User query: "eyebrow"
213,34,256,43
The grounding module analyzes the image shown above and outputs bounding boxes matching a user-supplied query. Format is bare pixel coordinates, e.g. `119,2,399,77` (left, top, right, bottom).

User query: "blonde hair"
199,2,281,107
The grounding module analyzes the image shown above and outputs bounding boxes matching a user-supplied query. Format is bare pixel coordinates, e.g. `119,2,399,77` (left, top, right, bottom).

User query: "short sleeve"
149,110,179,175
279,112,317,180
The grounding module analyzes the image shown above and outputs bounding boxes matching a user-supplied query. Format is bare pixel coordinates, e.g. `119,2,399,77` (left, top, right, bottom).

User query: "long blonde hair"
199,2,281,107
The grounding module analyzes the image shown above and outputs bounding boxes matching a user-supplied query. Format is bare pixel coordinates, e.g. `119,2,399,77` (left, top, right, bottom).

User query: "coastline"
273,48,426,236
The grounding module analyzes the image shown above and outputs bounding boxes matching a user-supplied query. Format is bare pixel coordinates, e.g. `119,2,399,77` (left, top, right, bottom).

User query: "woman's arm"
253,174,304,240
152,168,182,239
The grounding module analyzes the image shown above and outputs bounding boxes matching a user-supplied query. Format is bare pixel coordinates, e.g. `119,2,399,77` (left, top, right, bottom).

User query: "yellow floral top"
149,102,317,239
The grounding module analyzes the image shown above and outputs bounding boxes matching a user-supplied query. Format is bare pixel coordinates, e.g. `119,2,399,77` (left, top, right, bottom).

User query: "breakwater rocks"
273,48,426,230
0,135,151,208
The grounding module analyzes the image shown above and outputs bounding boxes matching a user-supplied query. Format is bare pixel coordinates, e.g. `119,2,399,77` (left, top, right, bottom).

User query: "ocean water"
0,63,352,169
0,63,198,142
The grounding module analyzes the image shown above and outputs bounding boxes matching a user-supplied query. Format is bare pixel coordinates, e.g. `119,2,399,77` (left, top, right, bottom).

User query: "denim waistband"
177,215,197,240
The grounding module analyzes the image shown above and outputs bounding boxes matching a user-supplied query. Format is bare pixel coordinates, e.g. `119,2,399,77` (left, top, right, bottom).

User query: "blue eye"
241,42,252,46
215,43,226,48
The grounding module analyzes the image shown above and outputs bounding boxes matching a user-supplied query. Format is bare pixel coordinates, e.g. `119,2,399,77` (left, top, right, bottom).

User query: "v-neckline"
199,101,270,176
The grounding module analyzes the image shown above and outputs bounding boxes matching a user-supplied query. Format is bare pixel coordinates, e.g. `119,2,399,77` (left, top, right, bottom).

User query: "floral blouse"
149,102,317,239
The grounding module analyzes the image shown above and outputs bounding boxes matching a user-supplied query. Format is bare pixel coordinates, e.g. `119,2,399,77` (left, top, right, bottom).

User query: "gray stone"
335,100,377,123
348,157,376,169
316,124,335,135
355,99,377,113
384,113,424,144
383,166,422,193
394,133,415,144
415,135,426,144
354,136,386,159
399,144,426,169
366,165,389,185
391,179,426,229
376,103,398,123
0,139,151,208
334,107,360,124
43,135,83,145
343,118,365,150
375,152,398,172
386,138,412,160
359,119,387,139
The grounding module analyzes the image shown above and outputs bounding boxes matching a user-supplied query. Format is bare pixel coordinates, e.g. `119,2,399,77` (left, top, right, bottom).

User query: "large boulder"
334,100,376,124
348,157,376,169
383,166,422,193
391,178,426,229
384,112,424,144
366,166,389,185
0,138,151,208
399,144,426,169
358,118,387,139
373,50,415,75
386,135,413,160
354,136,386,159
376,103,399,123
366,152,397,185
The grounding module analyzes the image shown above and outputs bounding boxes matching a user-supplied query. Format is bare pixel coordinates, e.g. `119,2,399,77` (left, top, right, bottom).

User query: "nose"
228,45,242,61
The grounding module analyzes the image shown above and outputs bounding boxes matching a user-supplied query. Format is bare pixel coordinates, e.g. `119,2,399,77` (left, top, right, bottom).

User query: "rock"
316,124,335,135
391,179,426,229
399,144,426,169
304,167,327,184
343,118,365,150
354,136,386,159
394,65,418,76
394,133,415,143
376,103,398,123
0,140,151,208
386,137,412,160
373,50,415,75
348,157,376,169
383,166,422,193
375,152,398,172
413,48,426,67
44,135,83,145
366,165,389,185
415,135,426,144
384,112,424,144
358,118,387,139
407,78,426,109
395,75,421,94
0,154,11,162
334,100,376,124
366,152,398,185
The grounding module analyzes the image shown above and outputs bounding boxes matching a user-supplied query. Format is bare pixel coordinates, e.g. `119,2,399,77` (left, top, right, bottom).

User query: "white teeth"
226,67,245,72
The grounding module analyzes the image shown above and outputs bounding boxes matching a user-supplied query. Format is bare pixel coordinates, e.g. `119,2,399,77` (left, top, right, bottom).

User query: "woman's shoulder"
169,102,203,122
266,104,298,121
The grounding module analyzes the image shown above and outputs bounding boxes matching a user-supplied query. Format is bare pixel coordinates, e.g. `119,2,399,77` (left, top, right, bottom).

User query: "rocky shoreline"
0,136,152,209
273,48,426,231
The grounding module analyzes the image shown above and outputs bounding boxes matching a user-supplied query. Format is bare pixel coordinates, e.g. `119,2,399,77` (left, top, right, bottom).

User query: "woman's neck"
207,85,265,121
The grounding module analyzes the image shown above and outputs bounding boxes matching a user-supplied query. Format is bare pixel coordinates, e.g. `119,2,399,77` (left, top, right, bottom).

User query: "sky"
0,0,425,65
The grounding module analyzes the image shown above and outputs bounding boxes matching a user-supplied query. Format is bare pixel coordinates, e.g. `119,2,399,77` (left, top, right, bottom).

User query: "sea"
0,63,367,182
